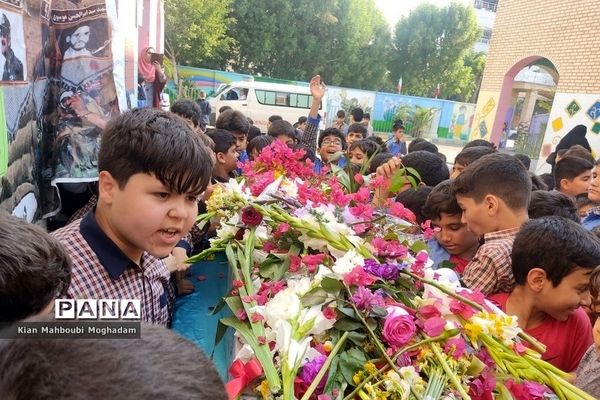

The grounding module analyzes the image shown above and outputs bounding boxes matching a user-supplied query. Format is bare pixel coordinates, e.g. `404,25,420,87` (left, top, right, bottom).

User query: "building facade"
471,0,600,172
472,0,497,53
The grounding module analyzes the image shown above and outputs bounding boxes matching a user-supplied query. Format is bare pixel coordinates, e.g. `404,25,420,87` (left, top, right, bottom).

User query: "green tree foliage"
164,0,235,71
388,3,481,101
226,0,390,90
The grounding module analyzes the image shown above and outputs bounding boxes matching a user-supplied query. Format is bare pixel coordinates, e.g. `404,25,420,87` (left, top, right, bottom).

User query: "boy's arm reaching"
301,75,326,152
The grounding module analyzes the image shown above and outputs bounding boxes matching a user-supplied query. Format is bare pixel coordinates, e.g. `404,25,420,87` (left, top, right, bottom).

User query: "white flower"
314,264,335,284
286,336,312,370
331,249,364,276
234,344,255,363
297,305,335,335
255,176,283,202
214,213,240,240
287,276,313,296
263,288,301,327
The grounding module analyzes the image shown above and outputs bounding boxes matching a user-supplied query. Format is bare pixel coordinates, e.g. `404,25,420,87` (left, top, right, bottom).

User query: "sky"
374,0,472,29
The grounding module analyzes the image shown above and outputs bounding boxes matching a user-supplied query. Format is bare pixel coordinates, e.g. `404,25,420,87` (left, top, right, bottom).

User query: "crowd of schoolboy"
2,75,600,397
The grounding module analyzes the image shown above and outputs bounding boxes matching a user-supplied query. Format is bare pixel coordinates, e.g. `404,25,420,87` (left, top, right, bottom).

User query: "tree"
164,0,235,86
388,3,482,102
226,0,390,90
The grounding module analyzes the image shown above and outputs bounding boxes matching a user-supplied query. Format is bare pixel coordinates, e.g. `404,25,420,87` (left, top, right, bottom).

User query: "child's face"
432,212,479,258
579,203,595,219
319,135,343,163
451,162,466,179
99,172,198,261
537,267,592,322
349,147,367,166
232,133,247,152
347,131,363,146
561,170,592,197
588,165,600,202
455,194,493,237
394,129,405,141
219,145,239,173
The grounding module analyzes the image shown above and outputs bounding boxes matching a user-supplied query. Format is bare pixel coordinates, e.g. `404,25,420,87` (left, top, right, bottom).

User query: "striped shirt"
52,212,174,326
462,228,518,295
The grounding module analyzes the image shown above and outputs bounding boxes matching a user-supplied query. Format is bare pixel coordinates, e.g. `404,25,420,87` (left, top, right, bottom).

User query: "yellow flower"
464,322,483,342
364,362,378,375
353,371,364,385
257,380,270,400
323,341,334,353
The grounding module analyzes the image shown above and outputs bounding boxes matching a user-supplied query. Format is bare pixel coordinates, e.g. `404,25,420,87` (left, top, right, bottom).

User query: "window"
255,89,313,109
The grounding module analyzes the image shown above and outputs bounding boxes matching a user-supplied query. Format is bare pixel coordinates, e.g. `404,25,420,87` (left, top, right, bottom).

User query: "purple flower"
300,354,328,391
350,286,385,311
395,352,412,368
363,259,401,281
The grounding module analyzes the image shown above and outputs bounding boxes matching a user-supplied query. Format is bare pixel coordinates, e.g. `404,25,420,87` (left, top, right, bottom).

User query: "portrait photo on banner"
0,7,26,82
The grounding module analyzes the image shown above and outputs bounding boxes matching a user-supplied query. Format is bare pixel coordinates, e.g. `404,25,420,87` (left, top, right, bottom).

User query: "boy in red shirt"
490,216,599,372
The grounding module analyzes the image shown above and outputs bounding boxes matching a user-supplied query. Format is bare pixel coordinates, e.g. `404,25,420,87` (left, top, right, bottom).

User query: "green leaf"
346,331,367,346
338,350,367,385
388,169,408,193
410,240,429,254
321,277,343,293
301,287,329,307
209,296,228,316
212,319,229,351
439,260,457,270
258,253,286,280
370,307,388,318
333,318,364,331
337,307,357,320
225,296,244,313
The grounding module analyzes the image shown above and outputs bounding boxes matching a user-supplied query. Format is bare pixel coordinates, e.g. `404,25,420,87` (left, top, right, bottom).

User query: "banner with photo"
0,0,122,220
46,2,119,185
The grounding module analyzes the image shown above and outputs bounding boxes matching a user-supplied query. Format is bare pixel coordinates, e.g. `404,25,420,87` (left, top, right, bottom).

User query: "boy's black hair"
0,213,71,322
366,135,385,149
364,112,371,120
402,150,450,187
349,139,379,159
528,190,579,222
198,133,215,150
268,120,295,139
512,216,600,286
247,135,274,158
454,146,496,167
514,153,531,170
463,139,496,150
218,105,232,113
0,323,227,399
565,145,594,164
170,99,201,128
247,125,262,142
395,186,433,224
297,116,307,124
215,109,250,136
408,140,438,154
318,127,346,149
336,110,345,119
207,129,237,155
423,180,462,220
589,266,600,299
539,173,555,191
268,115,283,123
556,148,568,158
347,123,367,138
393,120,405,132
98,108,213,196
575,193,600,211
407,138,427,153
452,153,531,210
529,172,548,191
351,108,364,123
554,156,593,189
368,152,393,174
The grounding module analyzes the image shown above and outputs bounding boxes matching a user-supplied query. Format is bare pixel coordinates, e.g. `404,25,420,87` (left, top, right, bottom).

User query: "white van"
208,81,327,132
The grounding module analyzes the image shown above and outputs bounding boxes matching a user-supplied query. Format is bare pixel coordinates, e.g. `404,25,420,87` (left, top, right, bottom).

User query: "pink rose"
382,306,417,349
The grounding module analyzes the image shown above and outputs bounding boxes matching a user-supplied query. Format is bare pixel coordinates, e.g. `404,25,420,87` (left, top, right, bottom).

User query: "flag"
397,77,403,94
434,83,440,98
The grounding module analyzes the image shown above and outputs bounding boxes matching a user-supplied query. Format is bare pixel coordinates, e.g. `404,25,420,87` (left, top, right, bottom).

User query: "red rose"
241,206,263,226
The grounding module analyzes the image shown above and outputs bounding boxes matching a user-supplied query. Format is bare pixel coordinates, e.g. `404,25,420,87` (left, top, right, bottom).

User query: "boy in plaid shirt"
52,108,214,325
452,153,531,295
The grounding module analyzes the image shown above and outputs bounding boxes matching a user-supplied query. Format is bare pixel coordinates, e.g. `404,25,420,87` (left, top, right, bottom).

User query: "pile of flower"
190,141,593,400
